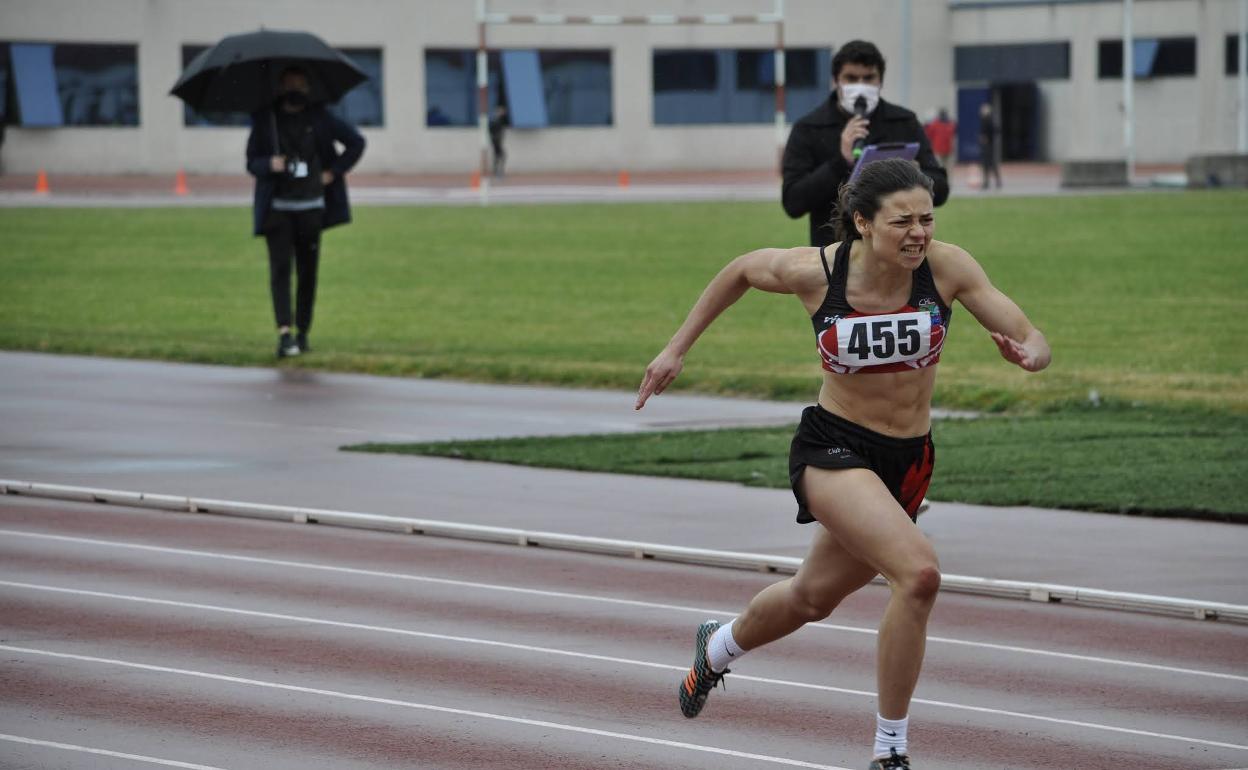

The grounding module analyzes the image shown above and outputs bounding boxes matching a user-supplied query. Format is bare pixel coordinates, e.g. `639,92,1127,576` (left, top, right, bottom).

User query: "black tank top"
811,239,952,375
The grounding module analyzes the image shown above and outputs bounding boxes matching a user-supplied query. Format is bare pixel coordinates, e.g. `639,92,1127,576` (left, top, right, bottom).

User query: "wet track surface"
2,497,1245,770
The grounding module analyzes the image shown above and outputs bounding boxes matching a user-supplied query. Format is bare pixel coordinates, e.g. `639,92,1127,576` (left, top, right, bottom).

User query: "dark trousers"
264,208,323,332
979,145,1002,189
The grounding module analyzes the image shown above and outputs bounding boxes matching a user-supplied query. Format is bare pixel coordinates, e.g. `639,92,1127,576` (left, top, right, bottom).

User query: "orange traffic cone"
174,169,189,196
470,170,482,189
34,169,50,194
617,170,630,188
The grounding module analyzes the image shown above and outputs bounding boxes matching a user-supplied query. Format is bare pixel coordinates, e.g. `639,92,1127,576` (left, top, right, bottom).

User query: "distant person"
977,103,1002,190
489,105,508,178
638,158,1050,770
924,108,956,169
246,67,365,358
783,40,949,248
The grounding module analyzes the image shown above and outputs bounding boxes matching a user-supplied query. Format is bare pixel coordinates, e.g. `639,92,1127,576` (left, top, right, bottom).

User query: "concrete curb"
4,478,1244,624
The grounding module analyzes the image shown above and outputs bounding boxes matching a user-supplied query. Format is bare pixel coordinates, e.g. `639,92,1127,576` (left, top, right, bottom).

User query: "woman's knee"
894,563,942,605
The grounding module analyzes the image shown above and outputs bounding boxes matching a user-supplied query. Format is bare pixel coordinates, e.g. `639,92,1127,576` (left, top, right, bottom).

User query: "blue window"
954,42,1070,82
424,48,611,128
3,41,138,126
1098,37,1196,78
181,44,383,127
330,48,383,127
1225,34,1242,76
653,48,829,125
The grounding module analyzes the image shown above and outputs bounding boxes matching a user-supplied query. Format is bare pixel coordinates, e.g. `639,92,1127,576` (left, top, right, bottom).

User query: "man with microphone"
782,40,948,247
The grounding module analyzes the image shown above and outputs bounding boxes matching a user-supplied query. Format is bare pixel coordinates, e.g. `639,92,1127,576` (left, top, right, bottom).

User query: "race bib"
831,311,932,367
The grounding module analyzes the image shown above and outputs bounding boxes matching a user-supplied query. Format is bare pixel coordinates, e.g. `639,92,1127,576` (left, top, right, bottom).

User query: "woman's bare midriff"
816,366,936,438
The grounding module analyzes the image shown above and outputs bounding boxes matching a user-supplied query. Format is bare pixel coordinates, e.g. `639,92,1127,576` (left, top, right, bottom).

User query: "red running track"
1,497,1245,770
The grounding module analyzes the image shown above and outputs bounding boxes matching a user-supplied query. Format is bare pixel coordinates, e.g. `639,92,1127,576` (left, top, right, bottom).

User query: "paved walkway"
1,351,1243,604
0,163,1187,207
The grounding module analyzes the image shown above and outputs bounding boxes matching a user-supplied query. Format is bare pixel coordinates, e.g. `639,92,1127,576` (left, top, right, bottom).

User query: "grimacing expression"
856,187,935,267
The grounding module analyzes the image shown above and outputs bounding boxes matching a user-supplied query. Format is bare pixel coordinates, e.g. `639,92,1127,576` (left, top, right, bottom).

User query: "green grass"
344,401,1248,522
2,192,1246,412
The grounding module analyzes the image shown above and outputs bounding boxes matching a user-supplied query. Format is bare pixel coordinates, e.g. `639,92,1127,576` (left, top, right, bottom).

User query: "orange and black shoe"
868,748,912,769
678,619,728,718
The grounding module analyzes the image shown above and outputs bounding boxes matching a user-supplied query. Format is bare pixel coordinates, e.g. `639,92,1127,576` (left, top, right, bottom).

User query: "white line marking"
3,528,1242,684
0,732,228,769
3,579,1244,752
0,645,851,770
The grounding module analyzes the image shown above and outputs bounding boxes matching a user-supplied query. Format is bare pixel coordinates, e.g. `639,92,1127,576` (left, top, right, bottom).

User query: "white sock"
706,620,747,672
873,713,909,759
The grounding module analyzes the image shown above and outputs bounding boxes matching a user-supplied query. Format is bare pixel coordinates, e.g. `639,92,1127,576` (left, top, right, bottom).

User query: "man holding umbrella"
248,66,364,357
172,30,367,358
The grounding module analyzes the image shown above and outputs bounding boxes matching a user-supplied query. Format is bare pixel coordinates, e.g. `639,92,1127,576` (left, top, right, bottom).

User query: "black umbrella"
170,28,367,114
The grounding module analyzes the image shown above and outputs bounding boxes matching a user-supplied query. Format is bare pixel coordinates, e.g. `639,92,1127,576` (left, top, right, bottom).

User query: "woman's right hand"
270,155,287,173
840,116,869,164
635,348,684,410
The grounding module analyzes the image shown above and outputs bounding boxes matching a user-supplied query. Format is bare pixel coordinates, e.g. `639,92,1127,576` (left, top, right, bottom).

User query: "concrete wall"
0,0,1240,174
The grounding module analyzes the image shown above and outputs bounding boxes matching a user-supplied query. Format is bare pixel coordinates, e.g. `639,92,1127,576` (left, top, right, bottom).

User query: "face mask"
281,90,309,108
838,83,880,115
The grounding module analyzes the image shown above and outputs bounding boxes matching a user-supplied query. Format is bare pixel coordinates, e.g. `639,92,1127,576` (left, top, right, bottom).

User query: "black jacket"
246,105,366,236
781,96,949,247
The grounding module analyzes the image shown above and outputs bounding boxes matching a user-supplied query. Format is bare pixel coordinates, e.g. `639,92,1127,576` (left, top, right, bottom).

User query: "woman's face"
859,186,935,268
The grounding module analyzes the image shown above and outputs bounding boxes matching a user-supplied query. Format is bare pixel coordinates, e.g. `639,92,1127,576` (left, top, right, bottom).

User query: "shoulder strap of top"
817,245,834,284
832,239,853,285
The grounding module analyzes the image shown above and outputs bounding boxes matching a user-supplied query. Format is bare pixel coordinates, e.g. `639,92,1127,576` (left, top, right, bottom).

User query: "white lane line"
4,579,1245,752
3,528,1242,684
0,645,850,770
0,732,228,769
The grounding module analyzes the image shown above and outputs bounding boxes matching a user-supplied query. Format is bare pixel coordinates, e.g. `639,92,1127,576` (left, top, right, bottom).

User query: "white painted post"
774,0,786,174
1123,0,1135,182
1239,0,1246,152
899,0,912,110
476,0,491,204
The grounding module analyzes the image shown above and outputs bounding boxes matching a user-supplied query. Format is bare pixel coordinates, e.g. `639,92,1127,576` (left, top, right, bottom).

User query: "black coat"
781,96,949,247
246,106,366,236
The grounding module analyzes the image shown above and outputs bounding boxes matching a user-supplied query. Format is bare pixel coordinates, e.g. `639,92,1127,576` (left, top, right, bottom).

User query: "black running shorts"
788,404,934,524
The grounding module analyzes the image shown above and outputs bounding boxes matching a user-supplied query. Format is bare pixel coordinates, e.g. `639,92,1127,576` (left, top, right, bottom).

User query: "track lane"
2,498,1246,769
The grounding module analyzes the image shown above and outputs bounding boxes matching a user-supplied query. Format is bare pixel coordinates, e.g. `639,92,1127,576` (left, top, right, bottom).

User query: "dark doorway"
956,82,1043,163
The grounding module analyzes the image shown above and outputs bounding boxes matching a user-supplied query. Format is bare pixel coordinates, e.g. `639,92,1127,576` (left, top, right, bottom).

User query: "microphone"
851,95,868,159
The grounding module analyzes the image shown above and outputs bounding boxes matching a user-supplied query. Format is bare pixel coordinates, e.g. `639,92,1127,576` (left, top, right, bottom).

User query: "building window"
331,48,383,127
1098,37,1196,79
3,41,138,126
954,42,1070,82
1229,34,1244,76
424,48,612,128
653,47,829,125
181,44,383,127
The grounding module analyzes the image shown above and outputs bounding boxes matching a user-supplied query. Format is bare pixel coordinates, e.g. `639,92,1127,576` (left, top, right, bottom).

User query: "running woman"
635,158,1050,770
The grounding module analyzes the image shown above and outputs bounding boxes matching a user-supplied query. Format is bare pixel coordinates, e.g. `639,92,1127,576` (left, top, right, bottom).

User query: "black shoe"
678,620,728,718
277,332,300,358
868,748,911,769
295,332,310,353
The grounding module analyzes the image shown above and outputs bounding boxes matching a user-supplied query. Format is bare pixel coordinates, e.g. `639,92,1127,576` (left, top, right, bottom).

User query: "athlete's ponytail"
832,158,934,243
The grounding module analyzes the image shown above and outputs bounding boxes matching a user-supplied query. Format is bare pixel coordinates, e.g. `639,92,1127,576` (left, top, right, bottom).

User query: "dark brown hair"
831,40,886,80
833,158,933,243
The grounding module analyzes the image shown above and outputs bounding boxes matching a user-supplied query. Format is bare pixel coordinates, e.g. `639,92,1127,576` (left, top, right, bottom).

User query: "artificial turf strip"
2,191,1246,413
343,403,1248,522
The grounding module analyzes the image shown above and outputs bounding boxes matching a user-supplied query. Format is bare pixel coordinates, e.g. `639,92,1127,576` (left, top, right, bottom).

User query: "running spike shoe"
868,748,911,769
678,619,728,718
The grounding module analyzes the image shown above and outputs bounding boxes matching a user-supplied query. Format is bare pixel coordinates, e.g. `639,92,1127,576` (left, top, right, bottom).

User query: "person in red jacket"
923,109,956,170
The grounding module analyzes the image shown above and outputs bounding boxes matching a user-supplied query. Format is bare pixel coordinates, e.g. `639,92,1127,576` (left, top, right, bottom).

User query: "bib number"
838,312,931,366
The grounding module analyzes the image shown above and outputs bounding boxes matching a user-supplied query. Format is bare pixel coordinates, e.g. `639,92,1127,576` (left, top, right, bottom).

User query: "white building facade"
0,0,1242,175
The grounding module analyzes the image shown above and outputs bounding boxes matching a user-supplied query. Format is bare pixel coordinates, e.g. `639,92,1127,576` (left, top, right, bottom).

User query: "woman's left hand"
321,170,335,186
991,331,1050,372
